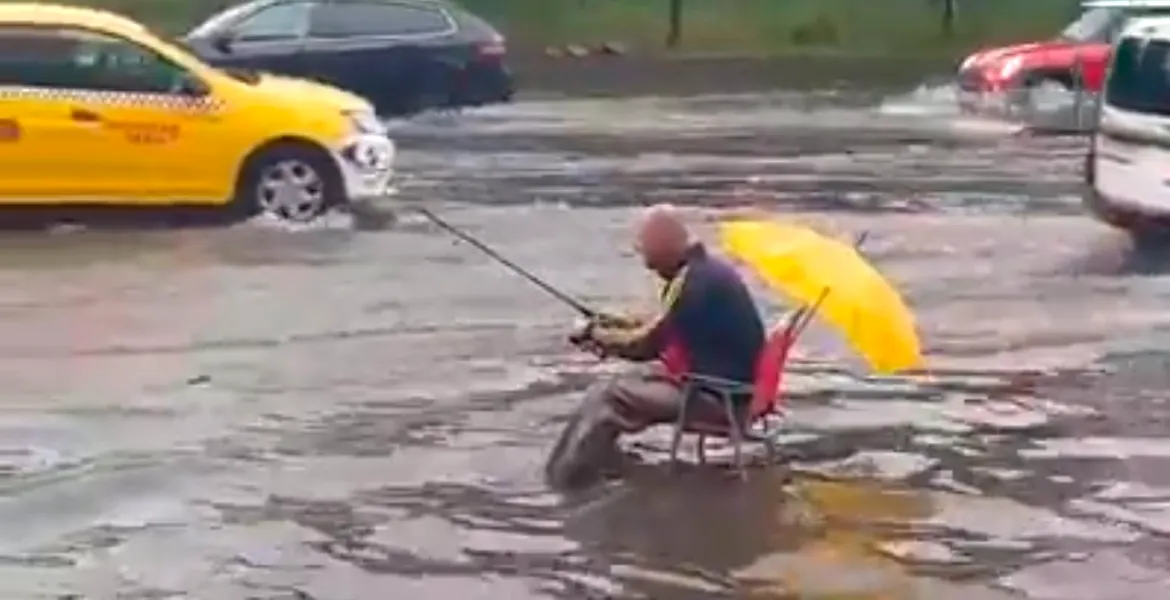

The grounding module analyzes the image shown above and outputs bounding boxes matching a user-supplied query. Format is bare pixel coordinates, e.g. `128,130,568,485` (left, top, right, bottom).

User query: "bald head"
635,204,693,276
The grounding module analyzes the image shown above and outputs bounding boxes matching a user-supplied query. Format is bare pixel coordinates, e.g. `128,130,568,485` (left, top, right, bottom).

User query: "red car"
956,3,1170,115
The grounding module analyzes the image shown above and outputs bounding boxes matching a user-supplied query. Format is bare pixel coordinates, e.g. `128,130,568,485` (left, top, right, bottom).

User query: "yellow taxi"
0,3,395,222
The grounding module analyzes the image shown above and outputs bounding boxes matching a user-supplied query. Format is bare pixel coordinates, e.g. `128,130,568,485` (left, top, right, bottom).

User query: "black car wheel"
233,141,345,222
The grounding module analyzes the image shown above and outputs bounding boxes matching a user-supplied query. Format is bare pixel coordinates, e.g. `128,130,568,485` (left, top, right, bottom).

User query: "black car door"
194,0,313,77
303,1,458,115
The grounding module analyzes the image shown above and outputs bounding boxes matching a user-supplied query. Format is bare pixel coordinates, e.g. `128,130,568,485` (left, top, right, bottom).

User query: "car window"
232,1,312,41
188,2,260,39
0,26,191,94
1061,8,1124,43
1104,36,1170,117
309,2,452,38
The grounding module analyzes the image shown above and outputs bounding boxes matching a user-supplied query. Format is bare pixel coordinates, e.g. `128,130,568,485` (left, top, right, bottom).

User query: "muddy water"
2,92,1170,599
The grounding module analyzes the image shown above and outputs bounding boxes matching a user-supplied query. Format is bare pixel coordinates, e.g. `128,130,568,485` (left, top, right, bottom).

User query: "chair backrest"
749,312,802,417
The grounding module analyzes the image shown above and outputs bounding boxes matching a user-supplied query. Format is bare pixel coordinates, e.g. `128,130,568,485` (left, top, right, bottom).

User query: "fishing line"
415,207,597,318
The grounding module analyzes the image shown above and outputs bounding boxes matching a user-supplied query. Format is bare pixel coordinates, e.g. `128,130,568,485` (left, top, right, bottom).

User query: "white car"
1084,14,1170,232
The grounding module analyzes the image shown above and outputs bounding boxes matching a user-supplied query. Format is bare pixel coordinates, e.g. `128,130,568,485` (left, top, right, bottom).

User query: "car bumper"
330,132,396,202
453,64,514,107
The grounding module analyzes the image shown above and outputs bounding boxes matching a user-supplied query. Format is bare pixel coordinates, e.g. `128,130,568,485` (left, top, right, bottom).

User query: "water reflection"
564,468,800,598
734,478,932,599
270,470,931,599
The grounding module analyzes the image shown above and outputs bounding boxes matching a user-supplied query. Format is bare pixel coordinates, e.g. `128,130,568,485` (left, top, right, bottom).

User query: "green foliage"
460,0,1081,56
9,0,1082,56
7,0,232,33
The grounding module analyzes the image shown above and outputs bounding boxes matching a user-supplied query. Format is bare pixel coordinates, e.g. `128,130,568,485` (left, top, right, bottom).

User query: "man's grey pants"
544,364,722,489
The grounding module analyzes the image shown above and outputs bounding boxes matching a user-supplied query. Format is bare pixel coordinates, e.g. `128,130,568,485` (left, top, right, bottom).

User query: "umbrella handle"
792,286,830,337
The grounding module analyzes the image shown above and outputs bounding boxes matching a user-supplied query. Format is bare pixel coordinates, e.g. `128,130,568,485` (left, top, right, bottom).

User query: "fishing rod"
415,207,598,318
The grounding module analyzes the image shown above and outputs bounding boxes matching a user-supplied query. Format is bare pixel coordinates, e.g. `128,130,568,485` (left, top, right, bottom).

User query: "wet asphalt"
2,87,1170,599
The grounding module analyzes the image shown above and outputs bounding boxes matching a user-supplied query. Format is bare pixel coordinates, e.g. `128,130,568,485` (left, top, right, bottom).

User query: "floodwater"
3,86,1170,599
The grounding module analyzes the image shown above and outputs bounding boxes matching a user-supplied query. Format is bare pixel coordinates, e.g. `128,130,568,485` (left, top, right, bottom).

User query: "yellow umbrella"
719,219,924,374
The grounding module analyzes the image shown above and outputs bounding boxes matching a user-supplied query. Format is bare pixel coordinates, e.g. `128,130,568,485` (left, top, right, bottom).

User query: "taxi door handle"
70,108,101,123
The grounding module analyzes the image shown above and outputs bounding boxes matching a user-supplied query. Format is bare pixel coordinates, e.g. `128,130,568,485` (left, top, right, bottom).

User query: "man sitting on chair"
544,204,766,489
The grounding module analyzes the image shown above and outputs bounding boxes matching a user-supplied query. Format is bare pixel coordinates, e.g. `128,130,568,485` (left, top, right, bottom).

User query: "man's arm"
589,268,702,361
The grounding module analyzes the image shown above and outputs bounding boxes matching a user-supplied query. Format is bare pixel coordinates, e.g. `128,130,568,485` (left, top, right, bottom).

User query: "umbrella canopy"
719,219,924,374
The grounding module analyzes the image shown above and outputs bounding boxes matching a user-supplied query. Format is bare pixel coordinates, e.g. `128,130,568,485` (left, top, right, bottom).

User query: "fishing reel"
568,317,596,346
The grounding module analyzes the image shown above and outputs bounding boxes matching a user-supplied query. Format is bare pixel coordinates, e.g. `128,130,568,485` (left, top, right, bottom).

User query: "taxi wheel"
235,143,343,223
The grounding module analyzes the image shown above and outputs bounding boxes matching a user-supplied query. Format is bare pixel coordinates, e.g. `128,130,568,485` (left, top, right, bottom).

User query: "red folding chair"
667,294,823,477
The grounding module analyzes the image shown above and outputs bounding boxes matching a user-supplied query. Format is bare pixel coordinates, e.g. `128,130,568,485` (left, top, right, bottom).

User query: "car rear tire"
233,141,344,223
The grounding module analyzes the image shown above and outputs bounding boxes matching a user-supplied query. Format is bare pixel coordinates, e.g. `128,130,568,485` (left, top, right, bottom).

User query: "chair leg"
761,434,778,465
669,386,691,469
697,435,707,464
744,419,772,466
722,396,745,480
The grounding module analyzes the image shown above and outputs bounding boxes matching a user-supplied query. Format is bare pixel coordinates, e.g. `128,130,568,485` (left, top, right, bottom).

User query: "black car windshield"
1060,7,1122,42
1105,36,1170,117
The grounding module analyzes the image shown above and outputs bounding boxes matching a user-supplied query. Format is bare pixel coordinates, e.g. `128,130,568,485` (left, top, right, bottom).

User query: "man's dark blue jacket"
594,243,765,383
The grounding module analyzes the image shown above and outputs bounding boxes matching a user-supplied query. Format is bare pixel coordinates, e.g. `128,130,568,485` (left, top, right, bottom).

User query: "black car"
184,0,514,116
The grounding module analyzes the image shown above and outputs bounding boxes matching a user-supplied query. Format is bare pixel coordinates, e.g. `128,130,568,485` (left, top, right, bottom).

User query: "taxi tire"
233,141,344,222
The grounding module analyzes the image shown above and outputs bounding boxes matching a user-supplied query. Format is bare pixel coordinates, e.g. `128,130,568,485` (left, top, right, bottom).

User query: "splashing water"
878,83,962,117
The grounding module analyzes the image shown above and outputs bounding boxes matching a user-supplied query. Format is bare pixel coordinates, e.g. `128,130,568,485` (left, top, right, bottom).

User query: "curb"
543,42,628,58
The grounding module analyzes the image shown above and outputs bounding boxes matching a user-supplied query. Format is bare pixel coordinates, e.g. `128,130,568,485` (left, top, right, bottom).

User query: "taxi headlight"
345,109,385,135
341,138,394,170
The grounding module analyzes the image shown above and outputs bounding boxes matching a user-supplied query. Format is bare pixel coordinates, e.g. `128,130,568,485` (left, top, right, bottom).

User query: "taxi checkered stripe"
0,85,223,110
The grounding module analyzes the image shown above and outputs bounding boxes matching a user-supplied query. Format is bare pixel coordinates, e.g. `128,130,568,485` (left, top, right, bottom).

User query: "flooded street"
4,89,1170,599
